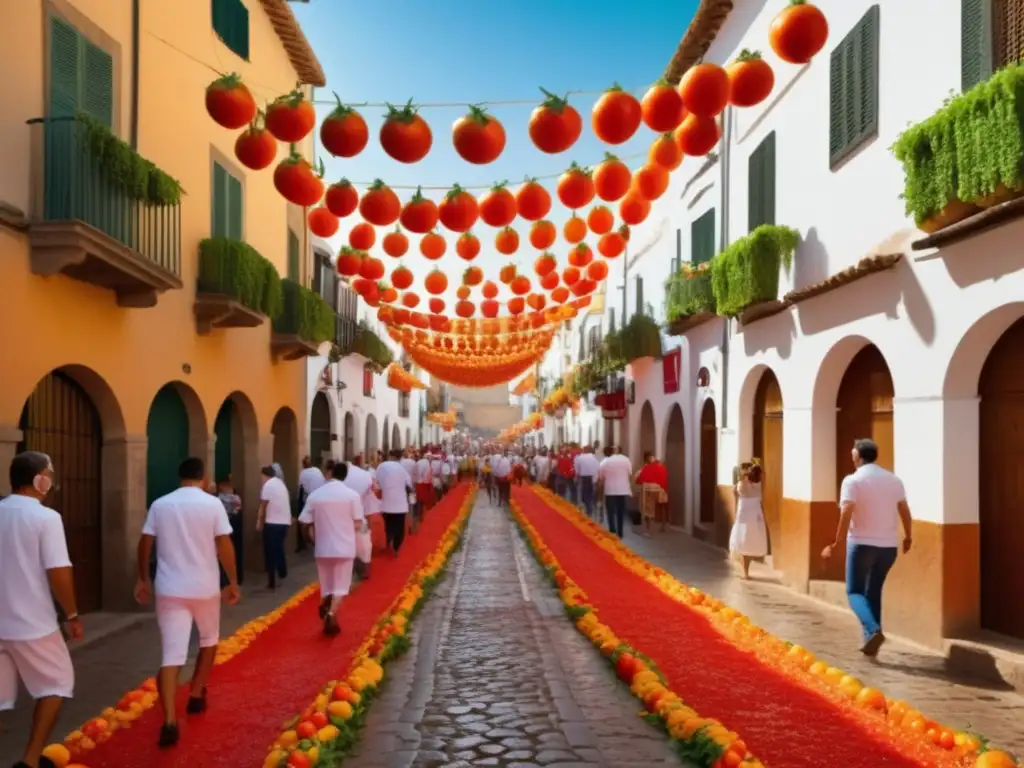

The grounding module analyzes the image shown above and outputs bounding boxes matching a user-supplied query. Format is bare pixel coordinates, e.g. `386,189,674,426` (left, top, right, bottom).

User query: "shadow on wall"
706,0,771,62
792,226,830,292
930,222,1024,289
742,311,797,360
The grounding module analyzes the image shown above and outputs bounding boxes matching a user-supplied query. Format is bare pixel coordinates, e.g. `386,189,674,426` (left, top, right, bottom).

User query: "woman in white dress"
729,463,769,579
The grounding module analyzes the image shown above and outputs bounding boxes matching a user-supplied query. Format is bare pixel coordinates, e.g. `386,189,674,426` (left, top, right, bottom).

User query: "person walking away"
257,465,291,589
598,449,633,538
299,462,364,636
635,452,669,536
216,476,244,585
493,452,512,508
533,448,551,488
415,451,434,514
728,463,768,578
822,438,913,657
296,456,325,553
400,451,420,532
481,457,495,503
376,450,414,555
342,460,377,578
574,446,600,520
134,457,240,748
0,452,81,768
440,457,452,493
429,453,444,500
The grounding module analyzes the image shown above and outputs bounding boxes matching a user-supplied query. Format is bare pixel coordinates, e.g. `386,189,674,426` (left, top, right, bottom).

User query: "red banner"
663,348,681,394
595,390,626,420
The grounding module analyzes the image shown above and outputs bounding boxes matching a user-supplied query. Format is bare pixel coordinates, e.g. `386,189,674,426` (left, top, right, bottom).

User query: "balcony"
271,279,336,361
27,115,183,307
194,237,282,334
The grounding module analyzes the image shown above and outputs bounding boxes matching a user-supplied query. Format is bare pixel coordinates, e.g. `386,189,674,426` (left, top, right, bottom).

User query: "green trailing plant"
665,264,715,321
618,313,663,362
891,64,1024,223
273,279,335,343
75,113,183,206
352,321,394,371
197,237,283,318
710,225,799,317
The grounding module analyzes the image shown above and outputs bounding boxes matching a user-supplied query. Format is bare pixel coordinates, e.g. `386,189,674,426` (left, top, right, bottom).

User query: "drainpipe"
130,0,140,149
719,106,733,428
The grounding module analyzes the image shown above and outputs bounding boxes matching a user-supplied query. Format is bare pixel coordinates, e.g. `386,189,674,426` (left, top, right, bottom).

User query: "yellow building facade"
0,0,329,612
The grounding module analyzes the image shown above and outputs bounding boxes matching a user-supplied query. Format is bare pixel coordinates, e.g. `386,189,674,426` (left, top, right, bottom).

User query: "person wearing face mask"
0,451,82,768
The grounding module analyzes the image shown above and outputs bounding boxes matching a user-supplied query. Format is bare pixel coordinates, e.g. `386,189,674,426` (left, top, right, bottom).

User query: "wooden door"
146,385,190,508
700,400,717,524
836,346,894,498
20,372,103,612
214,399,234,483
665,406,686,526
979,318,1024,639
309,393,330,465
753,370,784,554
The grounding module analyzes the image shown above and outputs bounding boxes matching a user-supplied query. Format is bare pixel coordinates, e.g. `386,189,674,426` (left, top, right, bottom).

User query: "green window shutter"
287,230,300,281
829,6,881,169
49,17,80,117
211,162,227,238
82,40,113,126
212,0,250,60
691,209,716,264
748,132,776,231
227,174,243,240
961,0,992,91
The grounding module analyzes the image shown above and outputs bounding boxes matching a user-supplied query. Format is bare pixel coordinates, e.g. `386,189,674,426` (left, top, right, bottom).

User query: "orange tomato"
678,62,730,118
632,164,669,201
649,133,683,170
591,84,642,144
727,50,776,108
529,90,582,153
563,214,587,244
495,227,519,255
674,114,722,156
529,220,557,250
619,193,651,225
769,2,829,65
557,163,595,209
380,102,432,163
587,205,614,235
382,227,409,257
515,178,552,221
593,153,632,202
456,232,480,261
419,231,446,260
641,81,686,132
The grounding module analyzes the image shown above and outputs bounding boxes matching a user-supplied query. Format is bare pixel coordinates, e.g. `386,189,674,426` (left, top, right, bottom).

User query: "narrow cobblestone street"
346,496,679,768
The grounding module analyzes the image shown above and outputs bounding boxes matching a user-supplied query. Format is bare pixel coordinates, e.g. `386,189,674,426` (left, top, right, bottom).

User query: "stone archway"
699,399,717,528
309,392,331,466
364,413,378,459
638,401,656,462
405,427,411,449
18,365,127,613
752,369,784,558
146,382,207,507
664,404,685,527
212,392,258,576
271,407,299,493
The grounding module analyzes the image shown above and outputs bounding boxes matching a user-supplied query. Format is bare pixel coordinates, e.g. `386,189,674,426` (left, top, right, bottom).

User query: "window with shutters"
690,209,716,264
829,5,880,170
963,0,1024,92
287,229,300,281
748,131,776,231
336,283,358,350
211,162,243,239
48,16,114,126
212,0,250,60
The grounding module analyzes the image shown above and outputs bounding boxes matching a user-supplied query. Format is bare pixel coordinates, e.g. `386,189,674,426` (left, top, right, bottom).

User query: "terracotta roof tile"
258,0,326,87
663,0,734,84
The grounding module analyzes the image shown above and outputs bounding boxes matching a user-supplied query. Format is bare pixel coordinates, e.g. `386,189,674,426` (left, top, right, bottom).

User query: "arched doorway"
638,401,656,463
753,370,784,556
699,399,717,525
382,417,390,455
344,412,355,461
309,392,331,465
19,371,103,612
147,384,201,508
405,427,411,449
979,317,1024,639
271,407,299,492
212,392,258,577
365,413,378,459
664,405,685,526
392,423,401,451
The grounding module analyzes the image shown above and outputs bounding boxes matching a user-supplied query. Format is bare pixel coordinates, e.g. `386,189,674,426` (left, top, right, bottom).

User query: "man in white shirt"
0,452,81,768
376,450,414,555
257,465,292,589
414,450,434,513
429,454,445,498
822,438,913,657
299,463,365,636
400,451,420,530
135,456,239,748
296,456,326,554
532,448,551,487
493,451,512,508
574,446,601,520
598,449,633,538
342,460,377,577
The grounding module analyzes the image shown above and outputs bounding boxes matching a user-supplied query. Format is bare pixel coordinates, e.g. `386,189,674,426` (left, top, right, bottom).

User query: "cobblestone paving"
346,497,679,768
620,525,1024,755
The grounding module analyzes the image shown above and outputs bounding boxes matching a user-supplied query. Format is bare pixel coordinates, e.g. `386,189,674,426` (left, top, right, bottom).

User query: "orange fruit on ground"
975,750,1018,768
41,745,71,767
854,686,886,711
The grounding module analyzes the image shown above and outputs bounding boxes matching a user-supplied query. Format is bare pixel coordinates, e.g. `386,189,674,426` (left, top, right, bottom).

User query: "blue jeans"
263,523,290,586
845,543,898,640
605,495,627,538
579,476,595,518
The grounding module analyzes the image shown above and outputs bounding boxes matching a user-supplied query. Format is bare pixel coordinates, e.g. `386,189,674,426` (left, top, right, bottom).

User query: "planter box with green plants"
351,321,394,372
665,262,716,334
618,313,663,363
710,224,799,318
194,237,283,333
892,63,1024,234
271,279,336,360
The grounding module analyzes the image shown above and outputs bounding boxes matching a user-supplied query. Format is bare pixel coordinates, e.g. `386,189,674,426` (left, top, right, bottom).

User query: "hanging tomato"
592,154,632,202
455,300,475,319
234,117,276,170
563,214,587,244
515,178,552,221
266,91,316,142
591,84,642,145
481,298,500,318
400,187,439,233
478,183,517,228
507,297,526,315
534,252,557,277
273,151,324,207
649,133,683,171
358,180,401,227
359,256,385,280
336,247,363,276
556,163,595,209
495,227,519,255
678,63,730,118
587,206,614,235
540,270,560,290
727,50,776,107
320,95,369,157
424,269,448,295
562,266,581,286
640,81,686,133
206,74,258,130
380,101,432,163
587,260,609,281
348,222,376,250
402,292,421,308
527,293,547,312
391,264,414,289
463,266,484,286
307,207,339,238
419,231,446,260
568,243,593,268
456,232,481,261
770,1,829,64
380,285,398,304
438,185,479,232
452,105,506,164
529,220,557,250
674,114,722,156
510,274,531,296
551,286,570,304
499,264,517,284
325,179,359,218
482,280,499,299
429,297,446,314
360,281,381,307
529,89,582,154
619,192,651,226
382,227,409,257
632,164,670,201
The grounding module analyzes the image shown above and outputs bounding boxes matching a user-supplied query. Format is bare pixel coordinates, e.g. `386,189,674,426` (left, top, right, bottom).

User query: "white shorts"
0,631,74,709
156,595,221,668
317,557,354,597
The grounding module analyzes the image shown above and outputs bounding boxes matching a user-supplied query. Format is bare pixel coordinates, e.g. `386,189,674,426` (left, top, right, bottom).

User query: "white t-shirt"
142,486,233,599
430,459,443,478
493,457,512,478
343,463,378,516
533,455,551,481
400,457,417,481
575,453,600,478
839,463,906,547
376,460,412,514
366,467,381,514
599,454,634,496
441,462,452,478
260,476,293,526
298,466,326,498
415,458,432,484
0,495,72,641
299,480,364,559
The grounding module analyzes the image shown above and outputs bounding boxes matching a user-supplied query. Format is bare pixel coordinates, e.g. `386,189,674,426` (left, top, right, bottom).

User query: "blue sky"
290,0,698,302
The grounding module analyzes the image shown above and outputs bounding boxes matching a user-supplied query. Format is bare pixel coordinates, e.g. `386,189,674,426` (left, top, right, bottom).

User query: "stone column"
0,425,23,495
101,434,148,611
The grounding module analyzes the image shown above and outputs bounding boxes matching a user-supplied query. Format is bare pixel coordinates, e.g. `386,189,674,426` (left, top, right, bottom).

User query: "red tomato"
591,84,642,144
266,91,316,142
592,154,632,202
678,63,730,118
556,163,595,210
641,82,686,132
234,126,276,170
400,188,439,234
320,98,369,158
438,185,479,232
359,180,401,227
380,102,432,163
325,180,359,218
205,75,256,129
529,89,582,153
478,184,517,228
307,207,339,238
273,153,324,207
674,114,722,157
452,106,506,164
515,179,552,221
770,1,829,64
727,51,776,107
